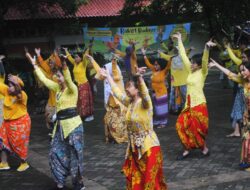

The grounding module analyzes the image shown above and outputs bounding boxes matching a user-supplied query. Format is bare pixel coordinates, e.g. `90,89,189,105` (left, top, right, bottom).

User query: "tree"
121,0,250,38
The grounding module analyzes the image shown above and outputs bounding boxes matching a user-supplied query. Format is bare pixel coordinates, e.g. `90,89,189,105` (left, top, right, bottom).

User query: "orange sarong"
0,114,31,160
176,95,209,150
122,146,167,190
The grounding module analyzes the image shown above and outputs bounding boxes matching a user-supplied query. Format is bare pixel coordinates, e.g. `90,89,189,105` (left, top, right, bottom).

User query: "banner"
83,23,191,54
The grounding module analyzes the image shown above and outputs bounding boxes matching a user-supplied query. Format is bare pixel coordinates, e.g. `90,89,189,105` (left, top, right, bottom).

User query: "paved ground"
1,70,250,190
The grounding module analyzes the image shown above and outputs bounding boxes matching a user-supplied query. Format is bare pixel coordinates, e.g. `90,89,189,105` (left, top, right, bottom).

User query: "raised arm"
173,32,191,73
53,49,62,68
99,68,130,107
61,60,77,93
141,48,155,71
161,42,169,52
163,60,171,74
226,46,242,65
209,58,242,84
63,48,76,65
34,48,51,74
159,51,172,61
202,40,216,76
114,49,126,58
25,52,59,92
136,67,152,109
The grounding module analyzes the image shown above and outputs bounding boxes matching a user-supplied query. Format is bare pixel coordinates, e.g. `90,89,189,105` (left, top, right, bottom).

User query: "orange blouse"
37,55,61,107
144,56,170,97
0,84,28,120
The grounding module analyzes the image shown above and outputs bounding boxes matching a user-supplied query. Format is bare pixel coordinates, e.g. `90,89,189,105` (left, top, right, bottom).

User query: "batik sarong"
122,146,167,190
241,130,250,164
49,124,84,187
176,96,209,150
77,82,93,118
104,105,128,143
0,114,31,160
152,94,168,126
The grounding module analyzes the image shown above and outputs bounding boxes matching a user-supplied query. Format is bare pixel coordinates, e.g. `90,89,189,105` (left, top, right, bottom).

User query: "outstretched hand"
34,48,41,56
206,39,217,48
99,67,110,79
172,32,182,40
135,66,147,76
25,52,37,67
141,48,146,56
8,74,18,85
0,55,5,61
85,54,94,62
62,47,68,52
61,60,68,70
208,58,218,68
59,54,68,59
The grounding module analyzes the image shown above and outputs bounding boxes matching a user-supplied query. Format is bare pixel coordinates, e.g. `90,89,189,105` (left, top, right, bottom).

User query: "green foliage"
121,0,250,36
0,0,88,22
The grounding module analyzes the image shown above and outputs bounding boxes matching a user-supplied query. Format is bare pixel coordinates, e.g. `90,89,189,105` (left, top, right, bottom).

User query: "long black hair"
191,53,203,66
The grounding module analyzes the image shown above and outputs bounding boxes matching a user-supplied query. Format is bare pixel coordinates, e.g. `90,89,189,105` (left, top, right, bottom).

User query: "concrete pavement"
1,70,250,190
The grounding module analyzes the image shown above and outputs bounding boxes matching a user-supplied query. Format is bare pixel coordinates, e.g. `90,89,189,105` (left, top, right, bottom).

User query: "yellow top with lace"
178,39,209,108
111,78,160,159
34,67,82,139
66,50,89,85
0,83,28,120
160,52,188,86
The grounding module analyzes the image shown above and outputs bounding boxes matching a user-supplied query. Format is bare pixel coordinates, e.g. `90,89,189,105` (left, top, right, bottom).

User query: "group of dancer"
0,30,249,190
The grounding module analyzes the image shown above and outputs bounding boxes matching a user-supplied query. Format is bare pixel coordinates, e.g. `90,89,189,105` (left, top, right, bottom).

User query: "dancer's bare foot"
226,133,240,138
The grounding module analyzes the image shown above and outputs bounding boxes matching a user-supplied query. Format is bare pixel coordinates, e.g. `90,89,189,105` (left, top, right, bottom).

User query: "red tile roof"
4,0,126,21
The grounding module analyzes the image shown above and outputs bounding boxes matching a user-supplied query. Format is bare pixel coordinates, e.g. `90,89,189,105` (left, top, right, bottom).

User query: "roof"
4,0,126,21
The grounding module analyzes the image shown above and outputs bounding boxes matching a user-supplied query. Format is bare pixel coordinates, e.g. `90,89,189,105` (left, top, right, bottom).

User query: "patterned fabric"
0,114,31,160
104,105,128,143
111,76,166,188
230,86,244,125
241,131,250,164
169,85,187,112
45,104,56,129
77,82,93,118
111,79,160,159
240,82,250,164
176,96,209,150
122,146,167,190
49,124,84,187
153,94,168,126
0,99,3,126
